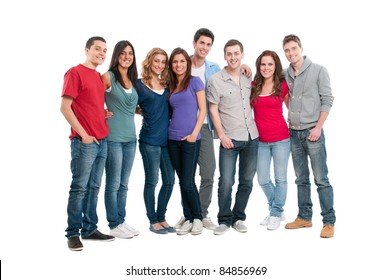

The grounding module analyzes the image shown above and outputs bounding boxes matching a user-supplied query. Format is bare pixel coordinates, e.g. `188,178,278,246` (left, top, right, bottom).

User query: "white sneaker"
176,220,192,235
267,216,281,230
233,220,248,233
202,217,217,230
260,212,285,226
213,224,230,235
110,223,134,239
174,216,186,230
191,219,203,235
123,222,140,236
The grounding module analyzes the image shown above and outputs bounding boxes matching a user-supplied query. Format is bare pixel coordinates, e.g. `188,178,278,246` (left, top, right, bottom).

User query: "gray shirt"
206,68,258,141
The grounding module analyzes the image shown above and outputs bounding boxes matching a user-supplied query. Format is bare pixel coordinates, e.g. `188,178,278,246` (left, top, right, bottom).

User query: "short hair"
193,28,215,45
224,39,243,54
85,36,106,49
282,34,302,48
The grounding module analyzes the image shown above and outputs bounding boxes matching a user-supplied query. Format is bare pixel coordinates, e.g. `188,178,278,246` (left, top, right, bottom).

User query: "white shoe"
260,212,285,226
123,222,140,236
233,220,248,233
176,220,192,235
191,219,203,235
267,216,281,230
174,216,186,230
110,223,134,239
202,217,217,230
214,224,230,235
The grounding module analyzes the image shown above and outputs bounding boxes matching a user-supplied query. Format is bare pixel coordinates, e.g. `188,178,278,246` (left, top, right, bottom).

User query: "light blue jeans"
66,138,107,238
139,141,175,224
257,138,290,217
104,141,136,229
290,128,336,225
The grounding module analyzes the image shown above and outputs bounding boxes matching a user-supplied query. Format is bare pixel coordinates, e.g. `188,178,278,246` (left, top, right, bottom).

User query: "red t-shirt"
62,64,108,140
252,81,289,143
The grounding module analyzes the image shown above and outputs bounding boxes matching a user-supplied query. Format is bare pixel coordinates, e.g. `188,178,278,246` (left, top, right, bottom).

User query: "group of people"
61,29,336,252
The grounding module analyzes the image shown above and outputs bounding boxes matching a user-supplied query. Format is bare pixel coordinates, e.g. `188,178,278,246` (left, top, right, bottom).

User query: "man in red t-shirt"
61,36,114,251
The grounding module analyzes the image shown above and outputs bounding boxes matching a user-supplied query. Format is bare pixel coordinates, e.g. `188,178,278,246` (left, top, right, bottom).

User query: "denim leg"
232,139,257,224
270,139,290,217
217,144,239,226
307,130,336,225
198,125,216,218
139,142,160,224
257,141,274,212
80,139,107,237
290,130,313,221
156,146,175,222
168,140,202,222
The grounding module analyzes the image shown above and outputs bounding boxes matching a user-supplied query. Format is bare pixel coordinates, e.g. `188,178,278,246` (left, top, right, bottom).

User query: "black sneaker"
82,230,115,241
68,236,84,251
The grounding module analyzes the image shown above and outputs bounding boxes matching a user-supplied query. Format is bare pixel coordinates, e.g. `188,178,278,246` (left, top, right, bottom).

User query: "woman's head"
141,47,169,88
168,47,192,93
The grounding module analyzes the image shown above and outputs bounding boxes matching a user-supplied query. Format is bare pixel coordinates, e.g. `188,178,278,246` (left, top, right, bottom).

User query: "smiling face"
260,55,276,80
224,44,243,70
283,40,303,65
118,45,134,69
85,40,107,67
151,53,167,76
171,53,187,77
193,35,213,60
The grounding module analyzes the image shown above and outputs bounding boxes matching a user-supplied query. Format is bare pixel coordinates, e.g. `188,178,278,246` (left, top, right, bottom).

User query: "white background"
1,0,391,279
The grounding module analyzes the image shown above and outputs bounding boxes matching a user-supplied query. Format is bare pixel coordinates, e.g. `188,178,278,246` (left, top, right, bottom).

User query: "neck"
292,57,304,73
191,55,205,68
83,60,97,70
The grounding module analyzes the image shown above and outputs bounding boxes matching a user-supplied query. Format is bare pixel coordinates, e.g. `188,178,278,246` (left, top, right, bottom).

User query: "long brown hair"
168,47,192,97
250,50,285,105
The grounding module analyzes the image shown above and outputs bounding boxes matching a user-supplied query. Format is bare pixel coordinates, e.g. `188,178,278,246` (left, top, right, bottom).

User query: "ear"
192,41,196,48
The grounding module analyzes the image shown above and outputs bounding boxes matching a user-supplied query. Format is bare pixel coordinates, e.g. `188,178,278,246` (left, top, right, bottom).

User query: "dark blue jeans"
217,138,258,226
168,139,202,222
139,141,175,224
66,138,107,238
290,128,336,225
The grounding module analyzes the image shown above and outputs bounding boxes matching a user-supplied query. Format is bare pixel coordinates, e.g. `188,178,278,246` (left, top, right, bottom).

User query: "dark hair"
168,48,192,96
224,39,243,54
250,50,285,105
108,40,138,89
193,28,215,45
282,34,302,48
85,36,106,49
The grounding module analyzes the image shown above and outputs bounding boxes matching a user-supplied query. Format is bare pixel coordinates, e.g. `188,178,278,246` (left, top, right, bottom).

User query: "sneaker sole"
81,238,115,242
69,247,83,251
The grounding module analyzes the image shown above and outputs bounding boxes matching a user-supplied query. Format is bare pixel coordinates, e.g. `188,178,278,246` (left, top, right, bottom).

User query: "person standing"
61,36,114,251
101,40,140,239
168,47,206,236
207,39,258,235
251,50,290,231
136,48,175,235
282,34,336,238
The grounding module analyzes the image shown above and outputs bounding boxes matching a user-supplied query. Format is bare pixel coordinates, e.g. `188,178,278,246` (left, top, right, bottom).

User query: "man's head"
84,36,107,67
193,28,215,60
223,39,244,70
282,34,303,65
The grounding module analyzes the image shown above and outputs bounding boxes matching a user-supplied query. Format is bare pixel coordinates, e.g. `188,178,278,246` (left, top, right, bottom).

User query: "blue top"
136,79,170,146
168,76,204,141
105,71,138,142
204,60,221,131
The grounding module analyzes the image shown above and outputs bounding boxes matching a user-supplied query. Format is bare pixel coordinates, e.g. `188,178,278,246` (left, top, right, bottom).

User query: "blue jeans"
139,141,175,224
217,138,258,226
290,128,336,225
198,124,216,218
168,139,202,222
104,141,136,229
65,138,107,238
257,138,290,217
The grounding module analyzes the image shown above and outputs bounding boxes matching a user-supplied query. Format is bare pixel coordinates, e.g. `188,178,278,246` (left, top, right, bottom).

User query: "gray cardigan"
285,56,334,130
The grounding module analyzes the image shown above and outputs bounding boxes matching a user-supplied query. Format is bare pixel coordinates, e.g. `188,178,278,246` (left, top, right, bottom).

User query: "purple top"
168,76,204,140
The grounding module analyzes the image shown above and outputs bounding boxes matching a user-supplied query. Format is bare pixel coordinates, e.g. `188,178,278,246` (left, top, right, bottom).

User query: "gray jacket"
285,56,334,130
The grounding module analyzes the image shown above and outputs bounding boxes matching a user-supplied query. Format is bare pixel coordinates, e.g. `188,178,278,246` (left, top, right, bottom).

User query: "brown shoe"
320,224,334,238
285,218,312,229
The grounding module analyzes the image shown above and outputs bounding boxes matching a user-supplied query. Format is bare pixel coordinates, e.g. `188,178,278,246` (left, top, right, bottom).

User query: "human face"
193,35,213,59
85,40,107,68
224,45,243,70
260,55,276,80
283,41,303,65
118,45,134,69
151,54,167,76
171,54,187,77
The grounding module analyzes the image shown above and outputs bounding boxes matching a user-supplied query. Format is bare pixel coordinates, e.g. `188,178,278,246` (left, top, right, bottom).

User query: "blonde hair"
141,48,169,88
